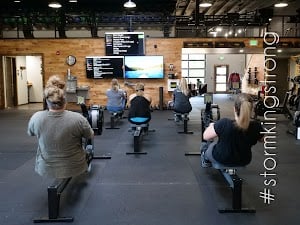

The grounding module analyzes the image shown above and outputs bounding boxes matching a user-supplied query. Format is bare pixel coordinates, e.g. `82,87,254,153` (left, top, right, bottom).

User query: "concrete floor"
0,94,299,225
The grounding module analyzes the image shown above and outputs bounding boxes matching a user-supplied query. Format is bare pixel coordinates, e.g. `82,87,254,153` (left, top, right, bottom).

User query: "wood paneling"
0,38,184,107
0,37,298,107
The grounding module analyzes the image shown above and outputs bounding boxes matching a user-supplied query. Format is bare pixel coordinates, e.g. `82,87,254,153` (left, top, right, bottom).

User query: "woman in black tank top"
128,83,152,125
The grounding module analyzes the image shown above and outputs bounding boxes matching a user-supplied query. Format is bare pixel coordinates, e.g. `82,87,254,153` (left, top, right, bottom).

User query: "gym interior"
1,1,300,224
0,92,299,225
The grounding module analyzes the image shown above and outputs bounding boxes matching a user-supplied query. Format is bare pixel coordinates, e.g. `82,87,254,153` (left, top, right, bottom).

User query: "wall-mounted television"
86,56,124,79
124,55,164,79
105,32,145,56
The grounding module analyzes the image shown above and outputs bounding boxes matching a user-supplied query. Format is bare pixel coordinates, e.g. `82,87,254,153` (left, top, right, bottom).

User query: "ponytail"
234,93,252,130
179,78,189,96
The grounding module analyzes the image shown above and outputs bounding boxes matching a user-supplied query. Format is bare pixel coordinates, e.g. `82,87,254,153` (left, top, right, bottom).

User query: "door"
214,65,228,93
5,57,17,107
0,58,4,109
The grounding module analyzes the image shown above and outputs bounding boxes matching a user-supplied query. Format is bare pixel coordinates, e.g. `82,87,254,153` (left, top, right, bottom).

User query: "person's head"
111,78,119,91
44,86,66,110
46,75,65,89
135,82,145,96
234,93,253,130
178,78,189,96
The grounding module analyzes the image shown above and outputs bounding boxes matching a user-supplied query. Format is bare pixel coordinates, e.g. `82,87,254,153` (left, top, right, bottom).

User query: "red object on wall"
228,72,241,89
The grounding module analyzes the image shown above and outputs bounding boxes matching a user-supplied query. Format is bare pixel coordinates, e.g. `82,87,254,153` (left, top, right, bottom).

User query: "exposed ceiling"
0,0,177,14
0,0,177,36
175,0,299,17
175,0,300,28
0,0,299,38
1,0,298,16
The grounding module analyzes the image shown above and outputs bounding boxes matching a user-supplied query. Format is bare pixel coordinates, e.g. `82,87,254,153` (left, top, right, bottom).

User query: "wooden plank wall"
0,38,184,107
0,37,296,107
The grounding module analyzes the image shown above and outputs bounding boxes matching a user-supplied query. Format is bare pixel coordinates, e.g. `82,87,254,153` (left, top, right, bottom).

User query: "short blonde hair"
135,83,145,96
135,82,144,91
44,86,66,110
46,75,65,89
111,78,119,91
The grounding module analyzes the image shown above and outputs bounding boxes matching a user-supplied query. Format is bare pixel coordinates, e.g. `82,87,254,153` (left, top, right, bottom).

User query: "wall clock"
66,55,76,66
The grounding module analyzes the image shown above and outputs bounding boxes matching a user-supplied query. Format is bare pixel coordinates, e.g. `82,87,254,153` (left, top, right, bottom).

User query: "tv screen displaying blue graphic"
124,55,164,79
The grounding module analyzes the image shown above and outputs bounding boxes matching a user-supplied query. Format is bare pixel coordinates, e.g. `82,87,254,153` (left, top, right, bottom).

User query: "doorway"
0,55,43,109
0,59,5,109
5,57,17,108
214,65,228,93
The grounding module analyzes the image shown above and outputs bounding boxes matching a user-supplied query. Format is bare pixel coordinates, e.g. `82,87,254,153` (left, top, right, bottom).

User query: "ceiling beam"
175,0,190,16
239,0,276,14
212,0,239,15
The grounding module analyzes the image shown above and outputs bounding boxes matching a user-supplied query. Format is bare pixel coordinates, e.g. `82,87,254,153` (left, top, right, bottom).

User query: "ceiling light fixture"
124,0,136,8
274,2,288,7
216,27,222,32
69,0,77,2
199,1,212,8
48,2,62,8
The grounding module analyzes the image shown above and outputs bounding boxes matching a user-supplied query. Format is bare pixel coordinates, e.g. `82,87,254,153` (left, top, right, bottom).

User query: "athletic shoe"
87,162,92,173
85,145,94,173
201,152,212,168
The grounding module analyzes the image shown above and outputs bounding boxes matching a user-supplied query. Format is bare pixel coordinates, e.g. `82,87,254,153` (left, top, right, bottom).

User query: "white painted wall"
16,56,28,105
205,54,246,92
26,56,43,102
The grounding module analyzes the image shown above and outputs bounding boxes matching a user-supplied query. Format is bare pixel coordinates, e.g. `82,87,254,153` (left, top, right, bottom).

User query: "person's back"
212,118,262,165
128,82,151,124
28,110,93,178
28,77,94,178
173,88,192,114
128,95,151,120
201,93,264,167
173,78,192,115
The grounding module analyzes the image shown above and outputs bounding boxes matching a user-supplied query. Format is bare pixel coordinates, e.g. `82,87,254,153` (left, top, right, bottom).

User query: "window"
215,65,228,92
181,53,206,86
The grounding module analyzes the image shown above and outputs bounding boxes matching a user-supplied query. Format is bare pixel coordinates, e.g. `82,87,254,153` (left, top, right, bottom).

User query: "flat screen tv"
105,32,145,56
124,55,164,79
86,56,124,79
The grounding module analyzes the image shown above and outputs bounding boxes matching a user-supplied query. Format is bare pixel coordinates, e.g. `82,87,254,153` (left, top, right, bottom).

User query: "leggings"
202,140,219,164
